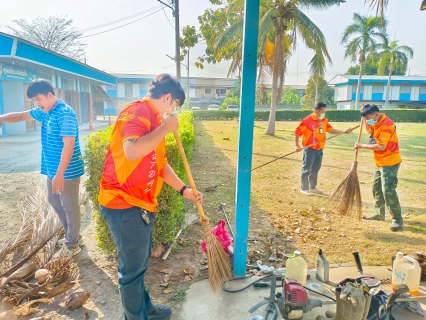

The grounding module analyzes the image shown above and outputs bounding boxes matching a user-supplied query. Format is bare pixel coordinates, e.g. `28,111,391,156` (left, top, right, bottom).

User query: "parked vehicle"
226,105,239,111
191,106,200,110
207,104,219,110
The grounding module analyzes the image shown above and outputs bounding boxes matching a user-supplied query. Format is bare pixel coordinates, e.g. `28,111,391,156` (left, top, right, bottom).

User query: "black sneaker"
363,214,385,221
148,305,172,320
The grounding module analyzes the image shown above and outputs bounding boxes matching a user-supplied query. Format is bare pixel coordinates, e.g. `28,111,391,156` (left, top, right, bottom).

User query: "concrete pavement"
177,266,425,320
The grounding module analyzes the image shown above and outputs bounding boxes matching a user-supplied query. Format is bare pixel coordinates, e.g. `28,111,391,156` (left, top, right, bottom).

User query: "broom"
326,118,364,220
171,127,232,292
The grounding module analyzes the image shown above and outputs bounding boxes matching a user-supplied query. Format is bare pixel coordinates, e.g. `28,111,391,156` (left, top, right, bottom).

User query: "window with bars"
352,83,364,93
81,82,90,92
419,84,426,94
124,82,133,97
62,78,72,90
205,88,211,94
215,88,226,95
400,84,412,94
38,72,51,82
372,83,384,93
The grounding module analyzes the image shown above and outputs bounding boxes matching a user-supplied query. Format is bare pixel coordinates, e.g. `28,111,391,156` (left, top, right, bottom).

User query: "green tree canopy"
220,88,241,110
345,52,407,76
198,0,345,135
301,76,334,109
281,88,301,105
341,13,387,109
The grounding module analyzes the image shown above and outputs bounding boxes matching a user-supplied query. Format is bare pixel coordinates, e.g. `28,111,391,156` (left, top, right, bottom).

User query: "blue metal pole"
234,0,260,276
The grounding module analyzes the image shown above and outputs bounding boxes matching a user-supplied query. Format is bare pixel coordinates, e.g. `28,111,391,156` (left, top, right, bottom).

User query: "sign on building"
0,63,37,83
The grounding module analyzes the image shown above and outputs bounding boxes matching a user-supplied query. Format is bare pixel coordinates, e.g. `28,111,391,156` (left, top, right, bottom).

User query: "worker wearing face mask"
355,104,403,231
294,102,352,196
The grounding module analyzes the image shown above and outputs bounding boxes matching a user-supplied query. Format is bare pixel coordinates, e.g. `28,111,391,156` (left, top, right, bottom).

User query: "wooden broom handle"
172,131,207,220
165,108,207,220
354,118,364,162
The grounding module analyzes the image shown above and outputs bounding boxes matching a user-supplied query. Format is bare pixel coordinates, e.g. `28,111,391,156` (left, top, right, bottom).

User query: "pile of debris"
0,187,88,319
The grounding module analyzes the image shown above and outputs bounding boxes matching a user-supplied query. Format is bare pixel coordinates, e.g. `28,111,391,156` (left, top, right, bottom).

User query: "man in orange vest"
294,102,353,196
355,104,403,231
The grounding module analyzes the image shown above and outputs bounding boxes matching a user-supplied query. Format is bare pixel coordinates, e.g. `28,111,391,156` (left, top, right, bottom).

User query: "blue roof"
329,74,426,86
0,32,116,85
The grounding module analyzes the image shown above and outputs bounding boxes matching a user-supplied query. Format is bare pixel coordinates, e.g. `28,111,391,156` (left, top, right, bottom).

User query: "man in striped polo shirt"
0,79,85,254
355,104,403,231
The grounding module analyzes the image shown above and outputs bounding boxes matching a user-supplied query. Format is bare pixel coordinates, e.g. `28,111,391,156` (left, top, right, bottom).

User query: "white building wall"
132,83,139,98
117,83,125,98
363,84,372,100
391,85,400,100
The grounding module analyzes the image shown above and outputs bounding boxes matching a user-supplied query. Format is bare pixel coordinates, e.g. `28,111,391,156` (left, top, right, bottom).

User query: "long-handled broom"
171,128,232,292
326,119,364,220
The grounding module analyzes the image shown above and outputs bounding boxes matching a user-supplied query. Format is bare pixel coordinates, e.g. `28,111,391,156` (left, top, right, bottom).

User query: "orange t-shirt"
294,114,334,150
368,114,401,167
98,98,167,212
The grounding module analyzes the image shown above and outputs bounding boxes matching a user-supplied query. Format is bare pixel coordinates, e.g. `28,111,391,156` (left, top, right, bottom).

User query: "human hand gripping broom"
326,118,364,220
168,111,232,292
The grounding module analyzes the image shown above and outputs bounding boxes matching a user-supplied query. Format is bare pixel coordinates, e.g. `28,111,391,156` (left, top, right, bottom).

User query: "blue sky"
1,0,425,84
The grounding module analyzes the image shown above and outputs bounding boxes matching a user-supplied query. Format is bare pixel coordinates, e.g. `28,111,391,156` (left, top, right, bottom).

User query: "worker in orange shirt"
294,102,353,196
355,104,403,232
98,74,202,320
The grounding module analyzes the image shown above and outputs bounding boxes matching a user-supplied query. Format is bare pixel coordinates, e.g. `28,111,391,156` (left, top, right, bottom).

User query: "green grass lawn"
189,120,426,267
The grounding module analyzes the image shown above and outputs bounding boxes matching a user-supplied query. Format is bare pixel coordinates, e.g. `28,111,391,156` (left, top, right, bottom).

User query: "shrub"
193,109,426,122
83,111,196,253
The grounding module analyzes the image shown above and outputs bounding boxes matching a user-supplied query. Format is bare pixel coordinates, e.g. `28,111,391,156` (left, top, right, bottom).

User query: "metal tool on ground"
170,111,232,291
205,125,360,192
249,271,278,320
219,203,258,242
326,119,364,220
219,203,234,238
276,279,335,320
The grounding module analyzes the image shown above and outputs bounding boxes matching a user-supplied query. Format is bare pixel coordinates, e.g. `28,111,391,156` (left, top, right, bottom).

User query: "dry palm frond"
12,298,52,316
0,186,62,279
0,202,36,268
30,186,62,251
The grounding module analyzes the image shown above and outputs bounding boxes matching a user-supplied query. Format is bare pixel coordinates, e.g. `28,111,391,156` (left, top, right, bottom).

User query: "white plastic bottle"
392,252,421,296
285,251,308,286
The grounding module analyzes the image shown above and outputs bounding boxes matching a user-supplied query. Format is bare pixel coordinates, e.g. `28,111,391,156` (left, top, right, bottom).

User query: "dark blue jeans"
100,205,155,320
301,148,323,191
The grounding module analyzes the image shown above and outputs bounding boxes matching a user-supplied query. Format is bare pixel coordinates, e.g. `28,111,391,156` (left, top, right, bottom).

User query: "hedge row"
83,112,196,253
193,109,426,122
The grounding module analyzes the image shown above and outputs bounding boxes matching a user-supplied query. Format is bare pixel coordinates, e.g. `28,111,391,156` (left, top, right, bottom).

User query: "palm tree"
341,13,387,109
377,40,414,109
368,0,426,16
212,0,344,135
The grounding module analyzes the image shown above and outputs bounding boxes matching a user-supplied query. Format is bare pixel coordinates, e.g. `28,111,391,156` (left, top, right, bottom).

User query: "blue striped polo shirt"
30,99,84,180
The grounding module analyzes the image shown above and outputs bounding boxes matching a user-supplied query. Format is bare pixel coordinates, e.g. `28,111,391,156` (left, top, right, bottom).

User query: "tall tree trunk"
314,80,318,106
265,26,283,135
384,63,393,109
355,61,363,109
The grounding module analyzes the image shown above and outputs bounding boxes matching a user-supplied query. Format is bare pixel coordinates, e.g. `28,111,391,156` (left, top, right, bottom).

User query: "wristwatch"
179,185,188,196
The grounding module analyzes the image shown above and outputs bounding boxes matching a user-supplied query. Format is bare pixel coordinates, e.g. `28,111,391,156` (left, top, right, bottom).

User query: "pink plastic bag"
201,220,232,257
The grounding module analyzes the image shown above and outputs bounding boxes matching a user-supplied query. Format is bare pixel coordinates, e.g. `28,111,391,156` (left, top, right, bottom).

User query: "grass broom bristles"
200,216,233,292
171,126,232,292
326,161,362,220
